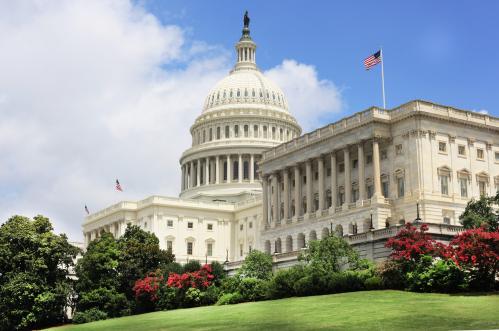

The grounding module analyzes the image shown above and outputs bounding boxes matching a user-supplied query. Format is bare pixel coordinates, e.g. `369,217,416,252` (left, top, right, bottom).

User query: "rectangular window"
477,148,484,160
395,144,403,155
352,188,359,202
381,150,388,160
234,125,239,137
326,168,331,177
367,185,373,199
352,159,358,169
460,178,468,198
167,220,173,228
187,242,193,255
167,240,173,251
314,172,318,180
382,181,389,198
207,243,213,256
338,192,345,205
366,154,373,164
397,177,405,198
458,145,466,156
225,126,230,138
439,142,447,153
240,224,243,231
187,222,193,229
249,221,253,229
338,163,345,173
440,175,449,196
207,223,213,231
479,181,486,196
303,176,307,184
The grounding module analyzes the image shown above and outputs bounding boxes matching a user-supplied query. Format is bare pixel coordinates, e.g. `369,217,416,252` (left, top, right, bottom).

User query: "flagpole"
380,47,386,109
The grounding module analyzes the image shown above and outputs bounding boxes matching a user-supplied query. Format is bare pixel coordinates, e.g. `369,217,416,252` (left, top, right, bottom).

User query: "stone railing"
261,100,499,162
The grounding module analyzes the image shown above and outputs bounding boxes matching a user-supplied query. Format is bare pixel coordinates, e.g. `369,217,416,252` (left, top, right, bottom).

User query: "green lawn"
48,290,499,331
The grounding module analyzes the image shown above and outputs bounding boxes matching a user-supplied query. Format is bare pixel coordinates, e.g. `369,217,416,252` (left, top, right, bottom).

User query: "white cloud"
265,59,343,132
0,1,342,241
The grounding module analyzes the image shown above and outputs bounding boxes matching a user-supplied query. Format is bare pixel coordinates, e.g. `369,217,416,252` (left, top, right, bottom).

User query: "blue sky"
146,0,499,121
0,1,498,240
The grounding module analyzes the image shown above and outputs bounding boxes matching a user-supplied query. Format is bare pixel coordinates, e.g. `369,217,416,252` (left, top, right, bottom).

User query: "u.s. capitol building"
83,17,499,267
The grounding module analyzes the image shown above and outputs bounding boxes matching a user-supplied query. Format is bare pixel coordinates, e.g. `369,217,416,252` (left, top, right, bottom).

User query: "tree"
300,233,360,274
0,215,80,330
237,250,273,280
116,225,175,301
460,194,499,231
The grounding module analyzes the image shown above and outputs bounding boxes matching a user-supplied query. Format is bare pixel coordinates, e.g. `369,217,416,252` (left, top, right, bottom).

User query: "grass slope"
49,290,499,331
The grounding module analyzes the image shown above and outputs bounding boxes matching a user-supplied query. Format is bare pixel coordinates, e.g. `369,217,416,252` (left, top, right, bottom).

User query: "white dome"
202,69,288,113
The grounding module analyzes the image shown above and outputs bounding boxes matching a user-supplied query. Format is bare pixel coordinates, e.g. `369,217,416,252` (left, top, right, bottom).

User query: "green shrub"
160,262,183,276
220,276,241,294
210,261,226,286
184,288,202,307
268,265,307,299
407,257,466,293
216,292,243,305
72,308,108,324
200,286,220,306
364,276,383,290
156,286,180,311
238,278,269,301
376,260,407,290
183,260,202,273
237,250,273,280
77,287,129,318
293,275,316,296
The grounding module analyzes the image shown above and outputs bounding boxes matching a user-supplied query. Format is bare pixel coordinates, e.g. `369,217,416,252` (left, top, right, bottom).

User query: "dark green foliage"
216,292,243,305
156,286,180,311
0,215,80,331
237,278,269,301
237,250,273,280
200,286,220,306
72,308,108,324
210,261,226,286
267,265,306,299
406,255,465,293
184,288,202,307
376,260,407,290
219,275,241,294
460,194,499,231
183,260,201,273
77,287,130,317
117,225,175,301
160,262,183,276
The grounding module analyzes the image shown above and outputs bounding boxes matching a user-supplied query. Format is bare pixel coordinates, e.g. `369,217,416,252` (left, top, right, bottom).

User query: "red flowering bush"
450,227,499,290
133,273,163,302
167,264,214,289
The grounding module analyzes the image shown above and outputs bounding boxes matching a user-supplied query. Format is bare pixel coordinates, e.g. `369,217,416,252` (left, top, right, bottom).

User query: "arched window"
244,125,249,137
253,125,259,138
321,227,330,239
264,240,271,254
252,89,255,97
286,235,293,252
230,89,233,98
237,89,240,97
209,128,213,141
259,90,263,98
279,128,283,141
225,126,230,138
234,125,239,138
244,89,248,97
243,161,249,180
309,230,317,241
297,233,305,249
216,127,221,140
335,225,343,237
223,90,226,99
263,126,268,138
272,127,276,140
302,196,307,213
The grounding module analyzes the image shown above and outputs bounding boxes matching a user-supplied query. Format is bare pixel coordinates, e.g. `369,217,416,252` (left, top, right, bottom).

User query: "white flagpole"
380,47,386,109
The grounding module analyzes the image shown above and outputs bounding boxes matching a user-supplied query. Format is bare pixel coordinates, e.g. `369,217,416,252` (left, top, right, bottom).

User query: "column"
227,155,231,183
196,159,201,187
190,161,195,188
294,165,301,216
358,143,366,200
215,155,220,184
318,156,324,211
272,175,279,223
283,169,290,220
181,165,185,190
331,152,337,210
306,160,312,215
238,154,243,183
373,139,382,197
344,147,351,205
262,176,269,226
250,154,255,183
205,157,210,185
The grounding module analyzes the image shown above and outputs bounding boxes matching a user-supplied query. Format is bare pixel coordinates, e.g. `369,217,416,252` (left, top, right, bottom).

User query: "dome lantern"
234,11,257,71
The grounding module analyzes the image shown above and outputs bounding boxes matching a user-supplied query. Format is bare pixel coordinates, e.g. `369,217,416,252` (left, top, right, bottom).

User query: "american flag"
85,205,90,215
115,179,123,192
364,50,382,70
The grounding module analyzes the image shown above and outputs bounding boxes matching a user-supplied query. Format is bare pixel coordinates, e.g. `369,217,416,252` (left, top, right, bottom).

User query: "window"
243,161,249,180
439,175,449,196
382,180,389,198
460,178,468,198
240,244,243,257
207,223,213,231
338,192,345,206
167,240,173,251
187,242,193,255
303,175,306,184
272,127,276,139
381,150,388,160
249,221,253,229
314,171,318,180
225,126,230,138
187,222,193,229
352,188,359,202
167,220,173,228
395,144,403,155
367,185,373,198
352,159,358,169
477,148,484,160
253,125,258,138
234,125,239,137
366,154,373,164
209,128,213,141
479,181,487,196
326,168,331,177
216,127,221,139
338,163,345,173
495,152,499,162
233,161,238,180
244,125,249,137
439,142,447,153
263,126,268,138
207,243,213,256
458,145,466,156
443,217,451,225
240,224,243,231
397,177,405,198
223,161,227,181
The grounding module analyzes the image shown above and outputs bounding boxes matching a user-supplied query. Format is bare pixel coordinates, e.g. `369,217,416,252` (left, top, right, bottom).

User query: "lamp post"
330,222,333,236
369,212,374,230
414,200,422,224
223,248,229,276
